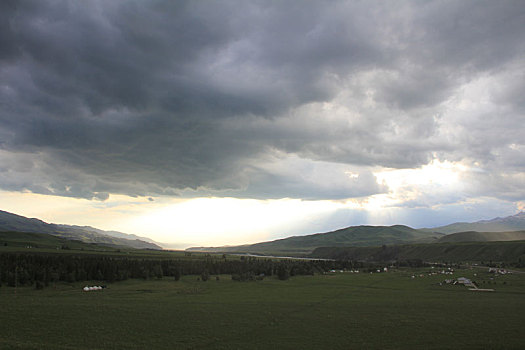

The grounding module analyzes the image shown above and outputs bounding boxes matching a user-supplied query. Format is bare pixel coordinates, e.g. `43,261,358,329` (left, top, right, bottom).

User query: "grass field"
1,268,524,349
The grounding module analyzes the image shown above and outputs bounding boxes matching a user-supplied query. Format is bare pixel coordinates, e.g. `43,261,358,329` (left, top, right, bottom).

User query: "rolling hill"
188,225,443,256
0,210,161,250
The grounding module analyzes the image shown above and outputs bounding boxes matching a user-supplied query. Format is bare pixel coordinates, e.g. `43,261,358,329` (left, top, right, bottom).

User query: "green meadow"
1,268,524,349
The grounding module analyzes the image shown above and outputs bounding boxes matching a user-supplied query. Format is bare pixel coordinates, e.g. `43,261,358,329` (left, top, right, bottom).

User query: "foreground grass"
1,268,524,349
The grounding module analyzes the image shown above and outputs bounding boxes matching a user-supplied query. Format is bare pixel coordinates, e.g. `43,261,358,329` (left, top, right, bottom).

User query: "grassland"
1,268,524,349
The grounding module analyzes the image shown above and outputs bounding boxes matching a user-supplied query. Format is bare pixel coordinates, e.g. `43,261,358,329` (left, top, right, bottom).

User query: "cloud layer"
1,0,524,202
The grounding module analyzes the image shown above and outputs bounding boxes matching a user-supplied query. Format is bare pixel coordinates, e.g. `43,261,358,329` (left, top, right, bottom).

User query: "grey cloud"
0,1,20,61
461,166,525,202
410,1,525,70
372,67,455,110
0,1,524,201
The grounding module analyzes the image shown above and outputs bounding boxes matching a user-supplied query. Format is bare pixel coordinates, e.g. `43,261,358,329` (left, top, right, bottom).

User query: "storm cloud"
1,0,524,202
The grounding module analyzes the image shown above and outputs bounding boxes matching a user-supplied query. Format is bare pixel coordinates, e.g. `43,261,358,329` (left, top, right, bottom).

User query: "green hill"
188,225,443,256
310,240,525,263
437,230,525,243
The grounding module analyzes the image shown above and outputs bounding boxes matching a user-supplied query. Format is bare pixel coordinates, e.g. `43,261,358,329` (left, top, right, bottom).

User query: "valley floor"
1,268,524,349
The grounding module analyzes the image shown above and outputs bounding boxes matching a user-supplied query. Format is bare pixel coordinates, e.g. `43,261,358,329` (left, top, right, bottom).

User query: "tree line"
0,252,353,288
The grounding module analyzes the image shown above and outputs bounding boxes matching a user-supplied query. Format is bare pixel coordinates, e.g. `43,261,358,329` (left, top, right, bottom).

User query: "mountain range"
189,212,525,256
423,212,525,234
0,210,162,250
2,208,525,255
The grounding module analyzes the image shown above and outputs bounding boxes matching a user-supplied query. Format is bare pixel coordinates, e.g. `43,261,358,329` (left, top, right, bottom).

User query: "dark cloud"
0,0,524,201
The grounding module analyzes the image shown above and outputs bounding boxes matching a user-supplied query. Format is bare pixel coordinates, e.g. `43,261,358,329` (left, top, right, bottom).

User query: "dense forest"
0,252,355,288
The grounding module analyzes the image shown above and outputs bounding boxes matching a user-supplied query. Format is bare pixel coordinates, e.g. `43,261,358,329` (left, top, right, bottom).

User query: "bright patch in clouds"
371,159,467,207
330,160,467,218
375,159,466,189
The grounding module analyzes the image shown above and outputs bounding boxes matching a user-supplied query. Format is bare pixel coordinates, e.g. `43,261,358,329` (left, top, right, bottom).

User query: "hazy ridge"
423,212,525,234
0,210,161,250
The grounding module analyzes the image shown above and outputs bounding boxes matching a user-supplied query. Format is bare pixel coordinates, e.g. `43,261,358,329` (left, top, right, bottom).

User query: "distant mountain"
57,224,160,245
188,225,443,256
425,212,525,234
436,230,525,243
0,210,161,250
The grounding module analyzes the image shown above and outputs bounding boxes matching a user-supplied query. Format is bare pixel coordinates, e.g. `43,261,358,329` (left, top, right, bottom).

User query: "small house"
457,277,471,284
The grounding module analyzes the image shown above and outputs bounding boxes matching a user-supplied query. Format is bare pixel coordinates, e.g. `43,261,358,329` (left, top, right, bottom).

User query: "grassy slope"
1,270,524,349
437,230,525,243
311,240,525,262
0,231,119,252
189,225,442,256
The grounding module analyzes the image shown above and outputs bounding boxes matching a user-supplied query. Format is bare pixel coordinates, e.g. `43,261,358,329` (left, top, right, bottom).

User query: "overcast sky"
1,1,524,247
